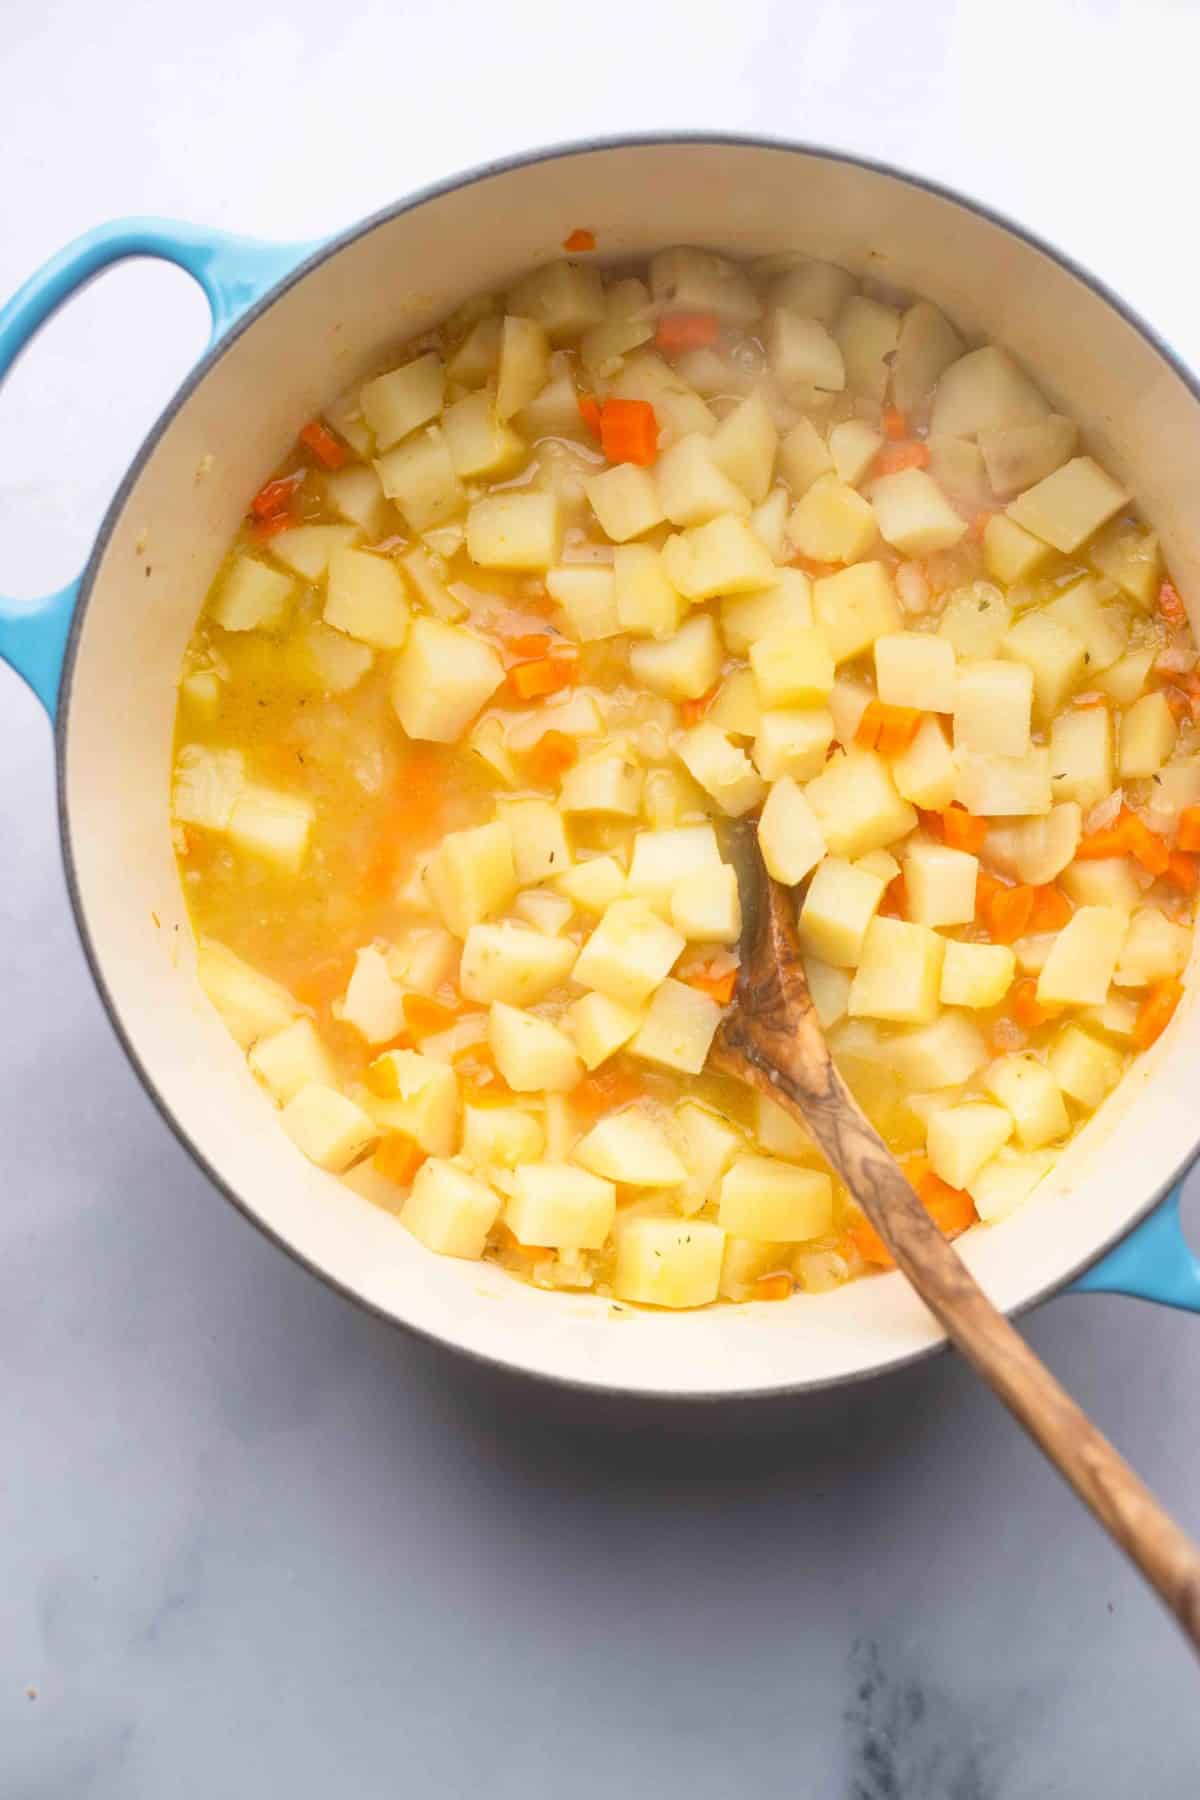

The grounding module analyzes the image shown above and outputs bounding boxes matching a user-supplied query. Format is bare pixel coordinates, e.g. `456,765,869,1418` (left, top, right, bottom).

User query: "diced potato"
179,670,222,720
402,1158,500,1259
612,352,715,446
1082,993,1141,1039
294,622,373,693
323,547,410,651
892,716,957,810
834,295,900,402
211,555,295,633
662,515,777,600
576,1110,686,1186
812,563,902,663
1088,519,1162,610
803,956,851,1028
556,855,626,913
507,260,606,342
787,475,878,564
969,1148,1054,1224
671,865,742,944
559,748,643,817
985,803,1081,888
983,1054,1069,1149
282,1083,378,1173
929,436,992,509
721,568,813,653
495,798,572,886
367,1049,460,1156
630,978,723,1074
829,419,883,487
607,544,680,639
505,1162,616,1249
874,632,957,713
573,900,685,1007
1044,580,1129,671
954,747,1052,817
398,543,466,622
718,1156,833,1240
1007,456,1130,553
1094,648,1157,707
767,259,856,325
758,777,826,885
656,432,750,527
196,939,299,1048
630,614,723,700
1013,933,1055,975
462,1103,545,1170
1114,906,1190,987
848,916,946,1024
953,659,1033,757
268,523,364,585
173,745,244,832
804,748,917,858
777,417,834,495
710,390,779,503
749,625,835,709
769,309,846,392
322,385,374,457
937,583,1011,658
391,617,504,742
424,820,517,937
872,469,967,556
612,1217,726,1308
650,246,761,324
386,927,459,997
797,857,886,966
446,314,502,387
488,1003,583,1092
674,1101,744,1209
676,723,767,816
495,316,550,421
755,1093,813,1160
1048,706,1113,809
546,566,621,641
708,669,762,739
248,1018,336,1107
753,708,835,782
828,676,874,746
227,785,314,872
375,428,465,530
1036,905,1127,1007
565,991,644,1069
580,314,655,380
892,301,965,414
459,922,577,1006
750,486,791,561
1118,692,1177,779
927,1102,1013,1189
982,513,1053,585
337,945,408,1043
1047,1024,1125,1110
1059,856,1142,913
902,843,977,926
627,824,722,901
360,352,445,450
513,889,574,936
888,1011,988,1089
467,492,561,570
441,389,526,479
720,1236,794,1300
979,414,1077,500
1001,612,1086,722
930,346,1050,440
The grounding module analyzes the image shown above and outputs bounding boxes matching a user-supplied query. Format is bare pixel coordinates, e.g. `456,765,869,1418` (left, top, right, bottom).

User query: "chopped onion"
896,561,932,614
1156,643,1197,674
1084,788,1124,834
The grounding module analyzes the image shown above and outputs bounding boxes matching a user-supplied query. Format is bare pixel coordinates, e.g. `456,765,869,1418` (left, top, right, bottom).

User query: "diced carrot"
1165,851,1198,893
1158,579,1187,626
1029,884,1072,932
525,730,579,785
374,1132,426,1187
298,419,348,469
941,804,988,854
1118,807,1170,877
655,312,720,354
986,882,1036,944
1133,977,1184,1050
1179,673,1200,723
876,706,922,757
365,1055,403,1097
570,1066,647,1124
598,397,659,466
1074,823,1129,860
563,227,596,252
855,699,884,750
249,470,304,520
753,1273,794,1302
578,392,602,436
1164,687,1190,723
496,1223,553,1262
1012,977,1059,1030
679,684,719,728
504,631,553,659
1178,806,1200,853
903,1153,932,1187
881,406,908,440
879,873,906,919
251,509,297,540
403,993,466,1039
874,440,930,476
290,952,357,1010
508,655,577,701
919,1172,976,1237
849,1215,893,1267
681,962,739,1006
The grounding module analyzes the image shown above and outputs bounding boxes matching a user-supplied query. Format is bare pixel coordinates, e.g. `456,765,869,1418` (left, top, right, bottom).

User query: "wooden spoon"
709,834,1200,1653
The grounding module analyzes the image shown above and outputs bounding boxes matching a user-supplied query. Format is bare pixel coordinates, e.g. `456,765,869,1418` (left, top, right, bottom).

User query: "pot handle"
0,218,318,717
1070,1181,1200,1312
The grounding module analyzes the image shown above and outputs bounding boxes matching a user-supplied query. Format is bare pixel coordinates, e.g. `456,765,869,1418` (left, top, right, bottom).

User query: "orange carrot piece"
986,882,1036,944
753,1273,794,1302
1178,806,1200,853
251,510,298,540
655,312,720,354
599,397,659,466
563,227,596,252
1029,884,1072,932
508,656,577,701
881,406,909,440
578,392,602,437
874,441,930,476
1119,808,1170,877
1158,580,1187,626
570,1066,647,1124
402,993,466,1039
503,631,553,659
1165,851,1198,893
941,804,988,854
290,952,357,1011
919,1172,976,1237
298,419,348,469
1012,977,1059,1030
1133,977,1184,1050
875,705,922,757
1074,823,1129,859
679,684,720,728
374,1132,426,1187
681,963,739,1006
879,873,906,918
249,470,304,520
854,699,883,750
849,1216,893,1267
525,730,578,785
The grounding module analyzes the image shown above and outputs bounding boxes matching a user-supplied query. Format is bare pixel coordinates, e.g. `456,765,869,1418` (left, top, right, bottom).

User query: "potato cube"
804,957,851,1028
674,1101,744,1209
295,622,373,694
769,309,846,391
1114,906,1190,987
1088,519,1162,610
872,469,967,556
940,940,1016,1009
401,1158,500,1259
462,1103,545,1170
173,746,244,833
494,314,550,420
227,785,313,872
650,246,760,323
446,315,502,387
1095,648,1157,707
983,512,1053,585
778,418,834,496
661,515,777,600
969,1147,1055,1223
386,926,459,997
954,747,1052,817
559,748,643,817
323,547,410,651
1047,1025,1125,1110
507,259,606,341
630,977,723,1073
360,352,445,450
829,419,884,487
375,428,464,530
565,991,644,1069
425,821,517,937
930,346,1051,441
813,562,902,663
279,1084,377,1182
671,865,742,944
676,723,767,816
556,855,626,913
575,1111,686,1186
1001,612,1087,722
367,1050,460,1156
768,259,856,324
441,389,526,480
211,555,295,632
487,1003,582,1092
978,414,1076,501
612,351,715,446
1118,692,1177,780
848,916,945,1024
574,900,685,1007
1082,994,1140,1039
545,566,620,641
787,475,878,564
612,1217,726,1308
902,843,978,926
754,1093,812,1160
337,945,408,1043
467,492,561,571
248,1017,336,1107
758,777,826,885
804,749,917,858
655,432,750,528
1048,707,1113,809
505,1163,616,1250
1037,905,1127,1007
892,300,965,414
707,669,762,739
627,824,722,901
983,1053,1069,1148
750,486,791,560
586,464,667,543
196,939,299,1048
720,568,813,653
874,633,956,714
887,1011,988,1089
835,295,901,401
179,670,223,720
927,1102,1012,1189
954,659,1033,757
937,584,1011,660
459,922,577,1006
1007,456,1129,552
720,1236,795,1299
753,708,835,782
271,523,366,583
391,616,503,743
1059,857,1141,913
495,799,571,886
797,857,887,967
718,1156,834,1241
630,614,723,701
1044,580,1129,671
710,390,779,503
749,626,835,708
892,717,957,810
612,543,683,637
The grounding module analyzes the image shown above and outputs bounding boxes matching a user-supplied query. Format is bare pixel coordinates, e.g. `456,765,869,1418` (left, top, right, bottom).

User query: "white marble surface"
3,2,1200,1792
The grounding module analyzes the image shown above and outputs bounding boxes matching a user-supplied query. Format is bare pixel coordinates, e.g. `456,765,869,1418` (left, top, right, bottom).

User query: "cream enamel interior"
61,140,1200,1396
